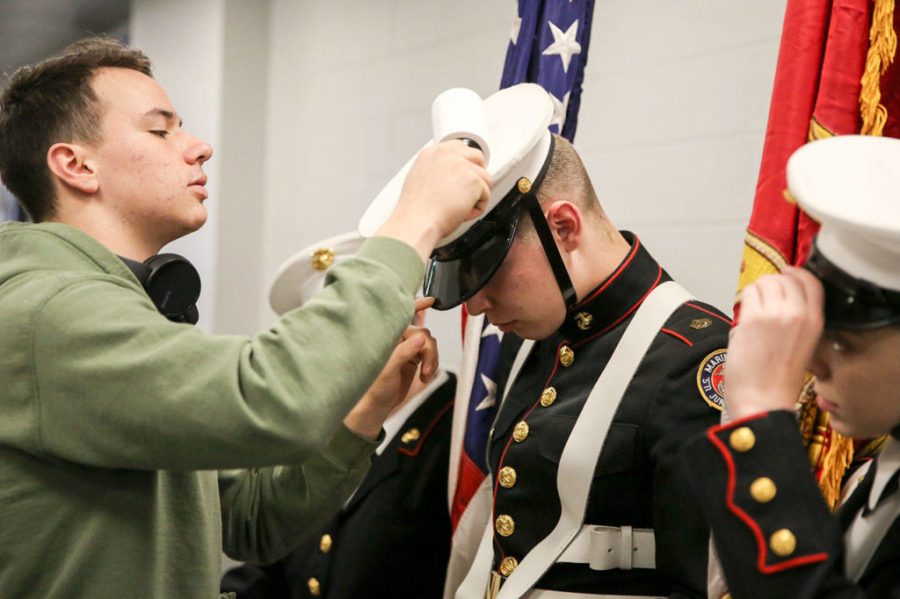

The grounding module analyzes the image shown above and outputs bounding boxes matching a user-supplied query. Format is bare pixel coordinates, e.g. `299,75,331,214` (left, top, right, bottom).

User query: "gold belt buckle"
484,571,501,599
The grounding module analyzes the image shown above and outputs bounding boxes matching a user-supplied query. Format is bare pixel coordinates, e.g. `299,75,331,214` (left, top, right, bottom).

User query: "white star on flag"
475,373,498,411
510,15,522,45
542,19,581,73
550,91,571,131
473,322,502,411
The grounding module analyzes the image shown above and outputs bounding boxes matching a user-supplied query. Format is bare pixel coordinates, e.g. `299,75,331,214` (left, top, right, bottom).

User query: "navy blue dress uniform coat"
682,410,900,598
487,234,731,597
221,374,456,599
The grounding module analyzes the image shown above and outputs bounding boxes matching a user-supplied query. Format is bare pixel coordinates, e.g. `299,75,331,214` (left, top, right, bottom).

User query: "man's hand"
343,298,439,440
376,140,491,261
725,267,825,420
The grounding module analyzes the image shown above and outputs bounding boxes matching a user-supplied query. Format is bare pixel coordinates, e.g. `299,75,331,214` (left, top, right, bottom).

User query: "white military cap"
788,134,900,328
358,84,562,310
268,231,364,315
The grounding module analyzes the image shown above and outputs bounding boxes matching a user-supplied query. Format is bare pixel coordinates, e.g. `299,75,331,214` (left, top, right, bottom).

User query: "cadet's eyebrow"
142,108,183,127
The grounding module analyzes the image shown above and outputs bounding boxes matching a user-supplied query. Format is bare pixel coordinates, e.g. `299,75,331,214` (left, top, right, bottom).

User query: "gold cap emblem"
729,427,756,452
517,177,532,194
319,533,332,553
770,528,797,556
574,312,594,330
540,387,557,407
499,556,519,576
750,477,777,503
513,421,530,443
307,577,321,596
499,466,517,488
495,514,515,537
401,428,420,444
690,317,713,330
311,247,335,272
559,345,575,367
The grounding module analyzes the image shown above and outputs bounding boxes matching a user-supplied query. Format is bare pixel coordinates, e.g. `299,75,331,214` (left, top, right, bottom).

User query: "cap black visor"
425,182,531,311
805,243,900,330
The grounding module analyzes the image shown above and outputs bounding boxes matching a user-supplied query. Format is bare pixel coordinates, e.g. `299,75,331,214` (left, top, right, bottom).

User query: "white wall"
132,0,787,370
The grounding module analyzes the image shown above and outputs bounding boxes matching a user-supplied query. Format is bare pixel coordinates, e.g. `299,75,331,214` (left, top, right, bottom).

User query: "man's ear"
47,143,99,195
544,200,582,252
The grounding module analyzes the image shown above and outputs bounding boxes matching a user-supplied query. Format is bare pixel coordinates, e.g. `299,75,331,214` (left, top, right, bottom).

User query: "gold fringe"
815,411,855,509
798,378,856,509
860,0,897,135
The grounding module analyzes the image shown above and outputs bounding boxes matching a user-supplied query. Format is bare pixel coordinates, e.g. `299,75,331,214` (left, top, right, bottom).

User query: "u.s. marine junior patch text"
697,349,727,410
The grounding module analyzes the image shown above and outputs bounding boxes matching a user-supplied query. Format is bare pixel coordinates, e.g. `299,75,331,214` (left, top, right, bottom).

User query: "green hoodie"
0,222,424,598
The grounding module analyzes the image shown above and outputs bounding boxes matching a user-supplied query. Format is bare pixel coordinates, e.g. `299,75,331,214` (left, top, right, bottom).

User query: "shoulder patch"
696,348,727,411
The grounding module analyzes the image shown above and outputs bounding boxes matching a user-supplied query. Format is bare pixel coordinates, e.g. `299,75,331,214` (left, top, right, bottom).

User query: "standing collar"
558,232,665,343
376,370,449,456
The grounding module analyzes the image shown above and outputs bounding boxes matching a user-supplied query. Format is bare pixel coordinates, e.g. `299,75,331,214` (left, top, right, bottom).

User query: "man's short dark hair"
0,37,152,222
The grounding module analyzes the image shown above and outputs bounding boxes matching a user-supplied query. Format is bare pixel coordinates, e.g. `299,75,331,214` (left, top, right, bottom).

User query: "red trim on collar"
575,266,664,348
706,423,829,574
574,237,641,307
686,302,734,326
661,328,693,346
398,400,453,457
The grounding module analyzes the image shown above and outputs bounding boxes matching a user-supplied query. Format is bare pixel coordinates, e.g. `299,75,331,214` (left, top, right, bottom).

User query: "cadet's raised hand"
725,267,824,419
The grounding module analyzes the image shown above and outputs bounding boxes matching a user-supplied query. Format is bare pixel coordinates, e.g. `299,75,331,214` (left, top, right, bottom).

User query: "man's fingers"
414,297,434,313
418,332,439,380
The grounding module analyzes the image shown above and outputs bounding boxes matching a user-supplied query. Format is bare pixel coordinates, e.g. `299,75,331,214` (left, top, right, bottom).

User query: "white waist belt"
557,525,656,571
529,591,663,599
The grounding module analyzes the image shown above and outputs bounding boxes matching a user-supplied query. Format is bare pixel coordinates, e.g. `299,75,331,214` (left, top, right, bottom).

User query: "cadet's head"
463,135,624,340
790,135,900,438
0,38,151,221
360,85,627,339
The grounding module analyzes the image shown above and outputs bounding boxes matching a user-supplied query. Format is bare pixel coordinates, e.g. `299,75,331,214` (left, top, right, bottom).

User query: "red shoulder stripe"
686,302,734,326
661,328,693,346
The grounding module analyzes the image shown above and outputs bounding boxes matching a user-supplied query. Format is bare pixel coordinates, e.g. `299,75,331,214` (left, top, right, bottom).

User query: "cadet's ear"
544,200,582,252
47,143,99,195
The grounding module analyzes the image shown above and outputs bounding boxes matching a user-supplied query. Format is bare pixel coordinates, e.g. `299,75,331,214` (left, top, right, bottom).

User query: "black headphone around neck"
118,254,201,325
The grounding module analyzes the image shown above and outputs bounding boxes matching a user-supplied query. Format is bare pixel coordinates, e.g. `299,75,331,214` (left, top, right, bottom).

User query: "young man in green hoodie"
0,38,489,598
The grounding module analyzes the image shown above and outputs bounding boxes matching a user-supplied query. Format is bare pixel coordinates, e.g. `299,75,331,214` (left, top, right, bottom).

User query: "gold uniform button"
500,556,519,576
574,311,594,330
307,577,321,596
495,514,515,537
319,533,332,553
540,387,557,407
401,428,420,444
750,477,777,503
559,345,575,367
513,421,530,442
499,466,517,488
729,427,756,452
517,177,532,194
770,529,797,557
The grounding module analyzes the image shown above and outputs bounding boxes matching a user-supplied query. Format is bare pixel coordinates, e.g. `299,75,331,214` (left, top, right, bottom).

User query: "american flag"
444,2,595,591
501,0,595,141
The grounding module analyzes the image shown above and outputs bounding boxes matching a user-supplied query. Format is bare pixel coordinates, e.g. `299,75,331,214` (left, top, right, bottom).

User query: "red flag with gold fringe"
736,0,898,509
